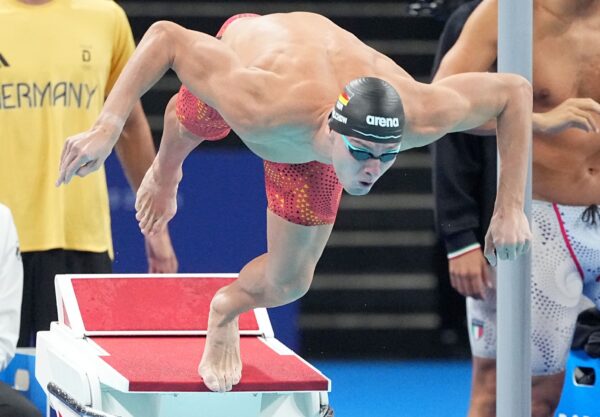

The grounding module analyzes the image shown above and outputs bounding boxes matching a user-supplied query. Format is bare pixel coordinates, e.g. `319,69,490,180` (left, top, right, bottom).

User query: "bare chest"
533,24,600,110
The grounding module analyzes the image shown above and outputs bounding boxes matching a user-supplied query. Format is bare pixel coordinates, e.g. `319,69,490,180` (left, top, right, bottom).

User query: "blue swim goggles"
341,135,401,163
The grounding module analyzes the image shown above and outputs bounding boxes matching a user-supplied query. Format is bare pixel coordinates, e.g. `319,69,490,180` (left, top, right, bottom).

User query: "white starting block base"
46,385,327,417
35,274,333,417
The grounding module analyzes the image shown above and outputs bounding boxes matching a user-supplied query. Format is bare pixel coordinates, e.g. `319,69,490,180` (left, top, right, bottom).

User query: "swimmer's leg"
469,356,496,417
199,211,334,392
135,93,204,235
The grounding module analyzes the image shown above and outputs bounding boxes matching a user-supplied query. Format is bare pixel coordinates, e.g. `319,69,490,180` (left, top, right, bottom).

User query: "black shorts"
18,249,111,347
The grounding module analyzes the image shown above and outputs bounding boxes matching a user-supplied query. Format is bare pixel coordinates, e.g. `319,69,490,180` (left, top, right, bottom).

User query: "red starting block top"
56,275,265,336
52,275,329,393
92,336,329,392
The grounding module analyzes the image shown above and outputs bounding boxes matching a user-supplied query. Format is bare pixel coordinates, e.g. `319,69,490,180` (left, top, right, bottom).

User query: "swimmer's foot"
198,307,241,392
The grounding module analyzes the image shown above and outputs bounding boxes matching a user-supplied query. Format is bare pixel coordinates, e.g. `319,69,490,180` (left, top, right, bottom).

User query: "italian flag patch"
471,319,484,340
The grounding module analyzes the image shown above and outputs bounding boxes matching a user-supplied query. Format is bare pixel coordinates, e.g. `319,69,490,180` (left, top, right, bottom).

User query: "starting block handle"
47,382,119,417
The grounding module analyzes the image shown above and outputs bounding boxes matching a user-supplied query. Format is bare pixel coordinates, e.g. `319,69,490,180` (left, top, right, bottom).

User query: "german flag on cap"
338,92,350,106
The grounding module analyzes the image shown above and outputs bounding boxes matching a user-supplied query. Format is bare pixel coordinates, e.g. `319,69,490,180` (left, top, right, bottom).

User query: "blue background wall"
106,149,267,272
105,149,300,350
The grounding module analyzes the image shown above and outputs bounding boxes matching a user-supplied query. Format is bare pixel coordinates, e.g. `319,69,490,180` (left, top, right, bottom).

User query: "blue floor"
313,360,472,416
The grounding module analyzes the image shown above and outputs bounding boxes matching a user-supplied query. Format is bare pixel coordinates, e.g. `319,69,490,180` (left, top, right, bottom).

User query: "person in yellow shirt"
0,0,178,347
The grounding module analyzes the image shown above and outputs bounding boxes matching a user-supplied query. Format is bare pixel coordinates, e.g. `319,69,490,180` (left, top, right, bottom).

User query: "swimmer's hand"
449,248,494,300
135,161,181,236
484,207,531,267
533,98,600,135
56,120,122,186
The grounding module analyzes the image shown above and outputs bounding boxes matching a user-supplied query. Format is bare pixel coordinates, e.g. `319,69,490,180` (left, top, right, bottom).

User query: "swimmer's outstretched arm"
417,72,532,265
57,21,243,185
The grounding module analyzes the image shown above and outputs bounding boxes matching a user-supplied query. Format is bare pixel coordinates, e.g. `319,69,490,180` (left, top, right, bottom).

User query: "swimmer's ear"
327,126,335,143
327,116,340,142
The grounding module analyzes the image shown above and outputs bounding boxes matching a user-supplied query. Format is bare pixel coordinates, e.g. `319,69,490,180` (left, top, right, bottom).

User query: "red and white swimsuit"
467,200,600,375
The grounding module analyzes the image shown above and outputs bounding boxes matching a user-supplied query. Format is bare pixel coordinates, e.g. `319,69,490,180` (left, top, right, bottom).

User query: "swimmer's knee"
281,275,313,301
473,356,497,375
473,356,496,394
531,402,557,417
162,94,201,144
471,356,496,411
532,392,561,417
266,267,315,304
531,373,564,417
470,395,495,417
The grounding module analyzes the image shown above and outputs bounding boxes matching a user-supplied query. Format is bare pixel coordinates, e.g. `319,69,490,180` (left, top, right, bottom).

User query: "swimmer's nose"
363,159,383,178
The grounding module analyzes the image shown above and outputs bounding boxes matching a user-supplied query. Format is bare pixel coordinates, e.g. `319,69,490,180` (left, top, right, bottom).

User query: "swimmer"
57,12,532,392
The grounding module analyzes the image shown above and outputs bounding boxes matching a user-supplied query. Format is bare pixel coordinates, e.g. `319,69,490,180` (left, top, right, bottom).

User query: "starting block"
35,274,333,417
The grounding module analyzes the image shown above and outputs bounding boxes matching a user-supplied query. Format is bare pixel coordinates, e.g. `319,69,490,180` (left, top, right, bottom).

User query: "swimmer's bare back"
166,12,414,162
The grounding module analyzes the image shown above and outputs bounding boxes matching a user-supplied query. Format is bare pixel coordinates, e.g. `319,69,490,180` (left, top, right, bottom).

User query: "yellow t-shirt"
0,0,135,254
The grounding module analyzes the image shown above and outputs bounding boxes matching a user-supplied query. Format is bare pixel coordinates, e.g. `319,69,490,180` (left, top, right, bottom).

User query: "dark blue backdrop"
105,149,300,350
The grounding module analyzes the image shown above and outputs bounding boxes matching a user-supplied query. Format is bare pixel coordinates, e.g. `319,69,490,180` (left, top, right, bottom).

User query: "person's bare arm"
433,0,600,134
432,0,498,134
433,0,498,82
57,21,242,185
114,102,155,190
418,72,532,264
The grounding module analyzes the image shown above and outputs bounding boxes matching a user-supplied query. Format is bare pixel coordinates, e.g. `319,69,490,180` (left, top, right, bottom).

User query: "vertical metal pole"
497,0,533,416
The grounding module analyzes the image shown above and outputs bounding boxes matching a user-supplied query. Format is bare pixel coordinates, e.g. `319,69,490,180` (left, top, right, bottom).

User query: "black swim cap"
328,77,404,144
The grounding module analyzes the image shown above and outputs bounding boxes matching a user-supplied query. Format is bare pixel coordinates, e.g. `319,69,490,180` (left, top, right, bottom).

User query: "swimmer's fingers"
58,140,74,183
496,243,517,262
569,98,600,116
57,144,78,186
75,160,101,178
514,235,531,257
483,233,497,267
513,240,525,259
537,98,600,134
58,133,96,185
569,108,598,133
521,238,531,256
61,153,93,185
496,233,531,261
